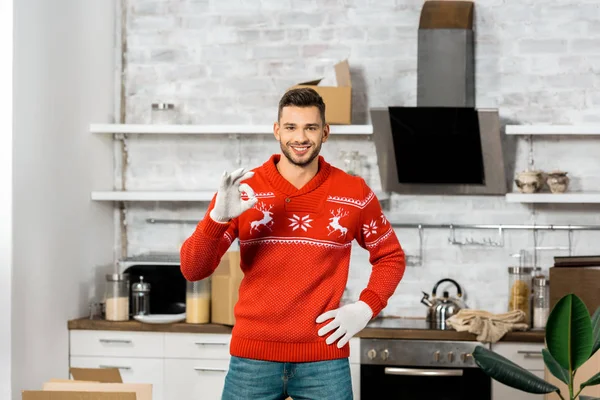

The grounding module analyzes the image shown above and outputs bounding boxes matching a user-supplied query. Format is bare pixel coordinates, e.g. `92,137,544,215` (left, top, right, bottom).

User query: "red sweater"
180,154,406,362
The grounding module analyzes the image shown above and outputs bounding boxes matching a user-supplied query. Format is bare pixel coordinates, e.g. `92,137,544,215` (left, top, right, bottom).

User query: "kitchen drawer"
70,356,164,400
491,342,545,371
164,333,231,359
164,358,229,400
70,330,164,358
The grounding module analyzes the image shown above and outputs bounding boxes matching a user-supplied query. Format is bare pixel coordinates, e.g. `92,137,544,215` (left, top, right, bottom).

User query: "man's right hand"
209,167,257,223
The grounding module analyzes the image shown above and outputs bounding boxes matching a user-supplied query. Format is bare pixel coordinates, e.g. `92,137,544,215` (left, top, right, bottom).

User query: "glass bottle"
105,273,130,321
186,278,211,324
508,266,533,327
131,276,151,317
532,275,550,329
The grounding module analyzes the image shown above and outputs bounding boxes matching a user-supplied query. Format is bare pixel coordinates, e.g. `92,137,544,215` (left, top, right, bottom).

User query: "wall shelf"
92,190,390,202
91,190,215,202
505,192,600,203
90,123,374,135
506,125,600,135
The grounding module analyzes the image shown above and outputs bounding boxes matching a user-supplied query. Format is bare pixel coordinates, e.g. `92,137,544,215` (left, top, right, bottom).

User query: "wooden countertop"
68,317,545,343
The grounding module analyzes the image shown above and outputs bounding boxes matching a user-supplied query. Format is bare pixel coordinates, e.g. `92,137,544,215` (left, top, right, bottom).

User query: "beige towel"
446,309,529,343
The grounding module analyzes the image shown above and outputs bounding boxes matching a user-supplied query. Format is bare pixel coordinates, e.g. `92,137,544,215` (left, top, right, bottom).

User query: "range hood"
370,0,507,195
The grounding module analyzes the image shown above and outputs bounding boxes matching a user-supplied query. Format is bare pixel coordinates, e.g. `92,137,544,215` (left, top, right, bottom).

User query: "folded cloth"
445,309,529,343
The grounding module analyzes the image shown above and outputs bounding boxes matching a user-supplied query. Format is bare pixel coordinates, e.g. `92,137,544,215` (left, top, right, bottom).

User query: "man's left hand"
316,301,373,348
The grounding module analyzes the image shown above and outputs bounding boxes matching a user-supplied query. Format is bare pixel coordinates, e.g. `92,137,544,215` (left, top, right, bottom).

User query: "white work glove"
316,301,373,348
209,167,257,223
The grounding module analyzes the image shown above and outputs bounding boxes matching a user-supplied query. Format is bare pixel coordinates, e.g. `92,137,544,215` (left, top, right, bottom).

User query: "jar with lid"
151,103,178,124
105,273,130,321
186,278,211,324
508,266,533,327
131,276,151,317
532,275,549,329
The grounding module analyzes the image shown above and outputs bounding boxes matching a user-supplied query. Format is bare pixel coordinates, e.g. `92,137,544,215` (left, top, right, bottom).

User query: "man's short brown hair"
278,88,326,125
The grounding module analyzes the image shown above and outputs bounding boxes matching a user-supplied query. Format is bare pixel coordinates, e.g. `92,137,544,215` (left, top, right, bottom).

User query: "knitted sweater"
180,154,406,363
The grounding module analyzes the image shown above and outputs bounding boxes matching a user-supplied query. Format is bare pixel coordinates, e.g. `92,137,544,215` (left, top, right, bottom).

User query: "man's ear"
273,122,280,141
322,123,330,143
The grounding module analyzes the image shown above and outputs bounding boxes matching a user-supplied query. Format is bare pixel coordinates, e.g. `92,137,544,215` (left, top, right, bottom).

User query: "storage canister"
186,278,211,324
532,275,549,329
508,266,533,327
105,273,130,321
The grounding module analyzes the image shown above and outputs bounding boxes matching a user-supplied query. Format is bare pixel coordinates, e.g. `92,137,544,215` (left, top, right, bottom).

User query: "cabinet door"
164,358,229,400
350,363,360,400
493,370,544,400
70,356,164,400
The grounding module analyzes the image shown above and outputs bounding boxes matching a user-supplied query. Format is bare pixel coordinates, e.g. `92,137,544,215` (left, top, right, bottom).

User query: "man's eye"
286,126,294,131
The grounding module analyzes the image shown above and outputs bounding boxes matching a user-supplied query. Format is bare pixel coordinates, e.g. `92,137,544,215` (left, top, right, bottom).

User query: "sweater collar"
263,154,331,196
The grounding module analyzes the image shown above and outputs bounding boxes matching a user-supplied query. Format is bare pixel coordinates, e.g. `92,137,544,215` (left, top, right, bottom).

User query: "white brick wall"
118,0,600,317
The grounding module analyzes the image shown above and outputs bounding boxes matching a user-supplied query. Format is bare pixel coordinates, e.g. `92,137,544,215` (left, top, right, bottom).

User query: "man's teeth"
292,146,309,150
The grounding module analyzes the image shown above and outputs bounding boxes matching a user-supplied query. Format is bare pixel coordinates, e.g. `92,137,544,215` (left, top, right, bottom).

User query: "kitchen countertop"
68,317,545,343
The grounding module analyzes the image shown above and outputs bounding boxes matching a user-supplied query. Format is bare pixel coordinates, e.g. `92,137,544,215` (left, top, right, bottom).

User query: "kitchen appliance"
420,278,467,329
370,0,507,196
131,275,151,316
121,254,186,315
361,337,491,400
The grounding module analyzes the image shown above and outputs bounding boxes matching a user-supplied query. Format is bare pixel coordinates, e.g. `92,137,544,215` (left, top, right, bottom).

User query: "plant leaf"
581,371,600,388
546,294,593,371
472,346,559,394
542,348,569,385
591,306,600,356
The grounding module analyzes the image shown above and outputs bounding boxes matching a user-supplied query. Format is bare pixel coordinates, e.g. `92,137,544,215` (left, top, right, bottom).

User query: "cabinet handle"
99,365,131,370
193,342,227,346
99,339,132,344
194,367,227,372
517,350,543,358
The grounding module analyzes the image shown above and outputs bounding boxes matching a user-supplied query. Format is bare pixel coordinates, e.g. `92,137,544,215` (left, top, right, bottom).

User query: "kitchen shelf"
505,192,600,203
506,125,600,135
91,190,216,202
92,190,391,202
90,123,374,135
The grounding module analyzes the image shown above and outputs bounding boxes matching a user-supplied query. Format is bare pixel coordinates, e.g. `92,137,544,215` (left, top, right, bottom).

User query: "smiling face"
274,105,330,167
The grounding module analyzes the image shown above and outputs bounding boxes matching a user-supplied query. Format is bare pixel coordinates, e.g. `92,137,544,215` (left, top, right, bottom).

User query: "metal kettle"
420,278,467,330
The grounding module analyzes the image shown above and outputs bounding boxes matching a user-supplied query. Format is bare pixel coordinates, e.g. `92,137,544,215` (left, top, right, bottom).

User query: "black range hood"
371,0,507,196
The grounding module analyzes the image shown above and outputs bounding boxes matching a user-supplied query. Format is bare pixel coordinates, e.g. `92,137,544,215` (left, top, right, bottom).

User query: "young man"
180,88,406,400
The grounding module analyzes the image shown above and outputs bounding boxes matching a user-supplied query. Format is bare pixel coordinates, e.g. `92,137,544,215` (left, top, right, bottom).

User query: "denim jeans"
221,355,353,400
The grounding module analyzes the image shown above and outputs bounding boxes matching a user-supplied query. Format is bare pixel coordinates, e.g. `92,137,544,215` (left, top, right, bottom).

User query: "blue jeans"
222,356,353,400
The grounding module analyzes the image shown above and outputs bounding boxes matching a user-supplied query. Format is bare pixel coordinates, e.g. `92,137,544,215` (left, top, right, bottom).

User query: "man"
180,88,406,400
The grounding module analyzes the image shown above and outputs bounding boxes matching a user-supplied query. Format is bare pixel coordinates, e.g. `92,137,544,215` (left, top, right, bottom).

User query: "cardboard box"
549,265,600,315
287,59,352,125
22,367,151,400
211,250,243,325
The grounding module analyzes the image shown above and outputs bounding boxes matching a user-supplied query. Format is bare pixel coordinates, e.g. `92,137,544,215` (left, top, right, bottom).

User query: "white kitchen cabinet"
69,330,361,400
164,358,229,400
490,342,545,400
69,355,164,400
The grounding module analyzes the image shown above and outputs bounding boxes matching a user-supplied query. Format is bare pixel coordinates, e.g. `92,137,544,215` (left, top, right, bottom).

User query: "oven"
360,339,491,400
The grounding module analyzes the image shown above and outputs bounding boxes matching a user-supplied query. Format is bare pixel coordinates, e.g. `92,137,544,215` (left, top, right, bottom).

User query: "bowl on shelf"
546,170,569,193
515,170,544,193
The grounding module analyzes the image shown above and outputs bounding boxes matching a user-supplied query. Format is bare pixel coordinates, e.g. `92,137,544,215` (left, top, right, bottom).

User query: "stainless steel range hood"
370,0,507,196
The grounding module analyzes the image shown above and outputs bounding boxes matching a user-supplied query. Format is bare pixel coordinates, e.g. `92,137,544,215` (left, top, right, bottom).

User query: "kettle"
420,278,467,330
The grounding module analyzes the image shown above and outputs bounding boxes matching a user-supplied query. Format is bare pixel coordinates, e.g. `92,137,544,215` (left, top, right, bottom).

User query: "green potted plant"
472,294,600,400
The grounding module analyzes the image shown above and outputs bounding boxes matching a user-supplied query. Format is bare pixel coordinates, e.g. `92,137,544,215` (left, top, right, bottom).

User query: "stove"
359,319,491,400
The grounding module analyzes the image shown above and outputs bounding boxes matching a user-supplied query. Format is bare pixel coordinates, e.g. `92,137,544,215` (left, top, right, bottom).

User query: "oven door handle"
384,367,464,377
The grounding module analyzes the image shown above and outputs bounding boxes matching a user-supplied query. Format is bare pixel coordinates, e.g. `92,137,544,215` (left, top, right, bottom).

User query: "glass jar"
186,278,211,324
105,273,130,321
131,276,151,317
151,103,177,124
508,266,533,327
532,275,550,330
